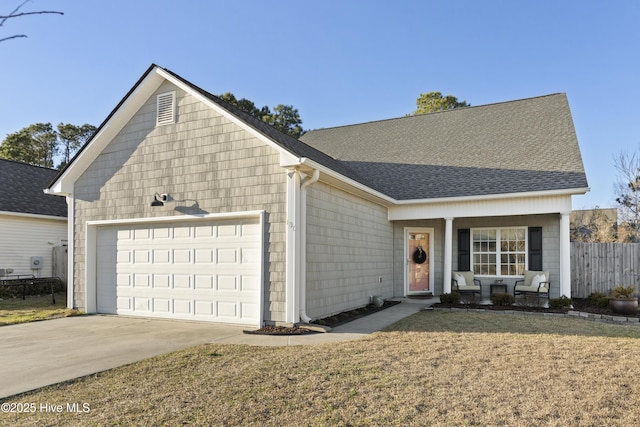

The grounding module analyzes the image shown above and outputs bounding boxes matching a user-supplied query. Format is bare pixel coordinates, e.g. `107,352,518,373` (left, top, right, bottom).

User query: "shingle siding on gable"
72,82,288,321
305,182,394,318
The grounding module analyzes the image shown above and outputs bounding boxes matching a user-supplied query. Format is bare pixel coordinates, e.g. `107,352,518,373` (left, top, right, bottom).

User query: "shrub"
490,293,515,306
612,285,636,299
440,292,461,304
549,295,573,309
587,292,609,308
0,279,64,299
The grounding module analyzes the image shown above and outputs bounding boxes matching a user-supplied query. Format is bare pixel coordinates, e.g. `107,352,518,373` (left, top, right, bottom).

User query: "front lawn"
0,293,81,326
2,311,640,426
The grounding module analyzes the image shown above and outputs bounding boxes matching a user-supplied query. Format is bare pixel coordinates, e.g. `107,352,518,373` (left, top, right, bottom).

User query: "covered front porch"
390,191,575,300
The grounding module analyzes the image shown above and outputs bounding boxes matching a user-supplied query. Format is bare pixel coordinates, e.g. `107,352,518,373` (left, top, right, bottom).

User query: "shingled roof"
0,159,67,217
50,65,588,203
300,93,588,200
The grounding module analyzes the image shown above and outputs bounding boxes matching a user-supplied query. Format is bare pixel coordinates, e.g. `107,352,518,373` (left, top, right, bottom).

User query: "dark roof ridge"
306,92,566,133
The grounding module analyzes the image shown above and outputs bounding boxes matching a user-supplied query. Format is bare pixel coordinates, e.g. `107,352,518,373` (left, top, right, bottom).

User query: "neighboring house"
47,64,589,326
0,159,67,278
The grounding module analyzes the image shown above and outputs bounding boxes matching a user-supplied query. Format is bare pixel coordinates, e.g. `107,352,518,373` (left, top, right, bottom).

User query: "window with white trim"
472,227,527,276
156,91,176,126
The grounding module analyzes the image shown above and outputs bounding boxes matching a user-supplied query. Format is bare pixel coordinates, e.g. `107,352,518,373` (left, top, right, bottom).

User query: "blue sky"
1,0,639,209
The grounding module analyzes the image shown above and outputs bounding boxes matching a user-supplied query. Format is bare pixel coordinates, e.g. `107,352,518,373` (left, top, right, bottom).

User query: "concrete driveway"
0,301,428,398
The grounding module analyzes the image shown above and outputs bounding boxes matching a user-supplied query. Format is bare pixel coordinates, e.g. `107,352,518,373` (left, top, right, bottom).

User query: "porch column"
443,217,453,294
559,212,571,298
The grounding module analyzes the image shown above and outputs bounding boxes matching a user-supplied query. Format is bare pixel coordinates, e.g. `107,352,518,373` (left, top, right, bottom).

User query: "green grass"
2,310,640,426
0,293,81,326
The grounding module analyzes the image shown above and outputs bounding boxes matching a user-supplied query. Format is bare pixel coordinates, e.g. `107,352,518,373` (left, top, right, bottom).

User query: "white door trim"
404,227,435,296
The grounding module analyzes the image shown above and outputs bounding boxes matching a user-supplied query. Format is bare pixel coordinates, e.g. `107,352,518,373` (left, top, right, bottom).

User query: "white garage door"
96,217,262,325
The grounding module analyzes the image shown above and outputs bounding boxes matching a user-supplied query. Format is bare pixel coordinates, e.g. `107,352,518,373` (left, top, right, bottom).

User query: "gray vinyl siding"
305,182,394,319
72,81,287,322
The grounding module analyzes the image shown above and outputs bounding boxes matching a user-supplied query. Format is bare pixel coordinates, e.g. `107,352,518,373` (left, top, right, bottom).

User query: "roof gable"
48,65,588,203
0,159,67,217
48,65,365,196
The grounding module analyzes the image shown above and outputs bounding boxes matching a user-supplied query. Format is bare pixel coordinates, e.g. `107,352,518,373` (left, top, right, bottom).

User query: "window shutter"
528,227,543,271
156,91,175,126
458,229,470,271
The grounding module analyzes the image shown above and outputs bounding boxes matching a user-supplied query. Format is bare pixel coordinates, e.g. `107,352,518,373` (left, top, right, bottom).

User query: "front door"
405,228,434,295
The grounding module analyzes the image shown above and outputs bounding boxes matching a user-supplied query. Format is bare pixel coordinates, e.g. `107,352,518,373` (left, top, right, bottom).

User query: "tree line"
0,122,96,169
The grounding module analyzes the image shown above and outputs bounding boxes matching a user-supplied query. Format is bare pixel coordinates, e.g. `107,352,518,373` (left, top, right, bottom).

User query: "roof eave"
294,157,590,208
393,186,591,205
0,210,67,221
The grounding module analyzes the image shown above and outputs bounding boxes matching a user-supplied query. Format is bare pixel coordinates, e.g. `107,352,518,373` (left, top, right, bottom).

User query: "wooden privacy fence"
571,242,640,298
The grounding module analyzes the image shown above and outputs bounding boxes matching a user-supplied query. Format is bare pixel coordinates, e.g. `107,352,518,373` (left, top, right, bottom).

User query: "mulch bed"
312,300,401,328
244,300,401,335
244,325,317,336
435,298,640,318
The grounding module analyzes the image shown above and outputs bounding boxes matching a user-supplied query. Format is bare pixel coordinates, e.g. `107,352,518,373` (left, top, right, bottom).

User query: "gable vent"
156,91,176,126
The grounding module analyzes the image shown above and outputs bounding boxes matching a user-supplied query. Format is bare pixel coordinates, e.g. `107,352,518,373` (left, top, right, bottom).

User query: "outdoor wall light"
151,193,168,207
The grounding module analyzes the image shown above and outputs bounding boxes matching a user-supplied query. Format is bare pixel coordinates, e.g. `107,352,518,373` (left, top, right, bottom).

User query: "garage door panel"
97,218,262,325
173,275,192,289
153,227,171,239
194,249,214,264
153,299,171,313
133,297,151,312
195,300,214,316
117,296,131,310
217,248,238,263
134,274,150,287
152,274,170,288
217,275,237,291
133,229,151,240
194,275,214,289
241,275,259,291
173,299,191,314
240,302,260,319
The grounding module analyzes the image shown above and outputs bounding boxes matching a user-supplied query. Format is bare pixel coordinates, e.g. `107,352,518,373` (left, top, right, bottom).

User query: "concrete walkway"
0,299,435,398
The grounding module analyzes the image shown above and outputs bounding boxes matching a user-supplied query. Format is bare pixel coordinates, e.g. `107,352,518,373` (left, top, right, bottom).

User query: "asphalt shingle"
300,93,589,200
0,159,67,217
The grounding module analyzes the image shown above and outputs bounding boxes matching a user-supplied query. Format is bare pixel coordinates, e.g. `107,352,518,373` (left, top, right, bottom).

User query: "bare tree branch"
0,11,64,21
0,34,26,42
1,1,63,42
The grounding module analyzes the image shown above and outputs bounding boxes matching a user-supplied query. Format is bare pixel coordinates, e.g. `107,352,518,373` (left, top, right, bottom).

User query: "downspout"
299,169,320,323
66,195,75,309
285,170,302,324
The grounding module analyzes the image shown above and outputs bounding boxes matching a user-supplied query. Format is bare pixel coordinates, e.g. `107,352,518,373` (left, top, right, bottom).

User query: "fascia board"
0,210,67,221
392,187,591,205
47,69,166,195
388,192,578,221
